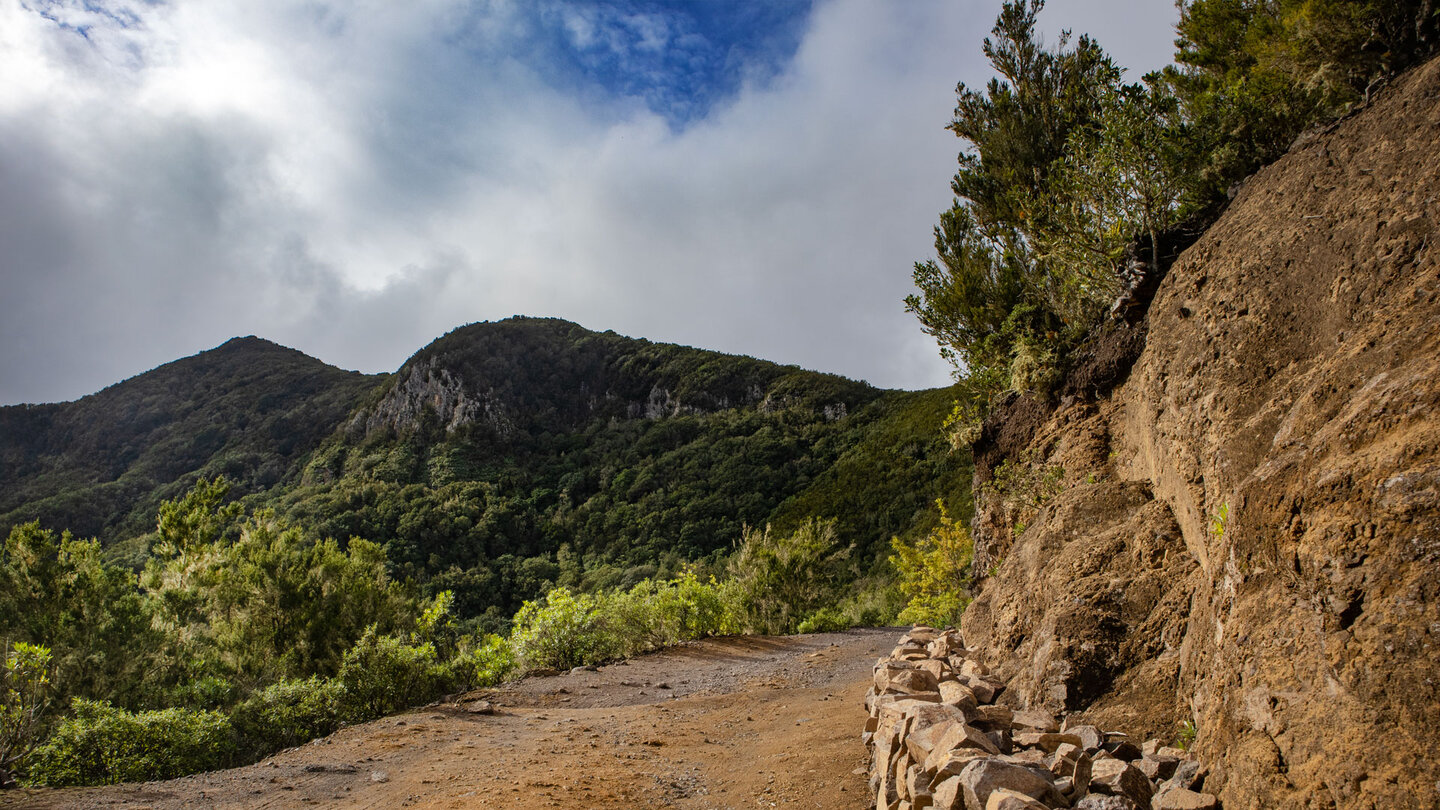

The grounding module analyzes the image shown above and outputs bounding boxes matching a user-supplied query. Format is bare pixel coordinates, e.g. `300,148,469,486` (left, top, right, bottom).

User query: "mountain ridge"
0,316,967,622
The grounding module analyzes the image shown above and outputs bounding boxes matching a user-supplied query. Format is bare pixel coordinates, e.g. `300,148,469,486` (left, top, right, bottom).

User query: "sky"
0,0,1179,405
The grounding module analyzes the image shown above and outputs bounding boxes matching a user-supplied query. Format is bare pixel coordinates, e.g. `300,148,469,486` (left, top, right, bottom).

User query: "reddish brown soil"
2,629,896,809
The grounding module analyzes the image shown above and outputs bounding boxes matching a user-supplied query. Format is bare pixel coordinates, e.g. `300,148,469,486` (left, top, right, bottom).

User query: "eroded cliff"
962,56,1440,809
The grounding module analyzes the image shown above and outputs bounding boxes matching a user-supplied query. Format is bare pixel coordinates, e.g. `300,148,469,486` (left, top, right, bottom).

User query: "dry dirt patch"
3,628,896,809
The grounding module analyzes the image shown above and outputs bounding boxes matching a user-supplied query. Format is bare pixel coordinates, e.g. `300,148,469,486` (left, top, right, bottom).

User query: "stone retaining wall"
863,626,1221,810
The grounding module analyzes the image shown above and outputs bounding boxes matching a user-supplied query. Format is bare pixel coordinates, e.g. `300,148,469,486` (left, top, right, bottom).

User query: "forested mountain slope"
272,317,968,622
0,338,382,549
0,317,969,623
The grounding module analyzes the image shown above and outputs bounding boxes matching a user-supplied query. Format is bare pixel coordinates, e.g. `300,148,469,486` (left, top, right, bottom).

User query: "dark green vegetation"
908,0,1438,441
0,337,380,560
0,317,970,786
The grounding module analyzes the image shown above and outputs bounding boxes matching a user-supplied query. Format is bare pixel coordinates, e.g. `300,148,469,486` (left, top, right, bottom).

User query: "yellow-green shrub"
890,500,973,628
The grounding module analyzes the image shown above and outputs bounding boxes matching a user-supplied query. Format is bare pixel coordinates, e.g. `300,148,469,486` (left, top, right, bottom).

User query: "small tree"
0,642,52,785
889,501,974,628
728,519,852,635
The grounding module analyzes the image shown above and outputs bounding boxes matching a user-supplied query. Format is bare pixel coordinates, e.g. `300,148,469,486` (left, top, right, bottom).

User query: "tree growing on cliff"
907,0,1123,420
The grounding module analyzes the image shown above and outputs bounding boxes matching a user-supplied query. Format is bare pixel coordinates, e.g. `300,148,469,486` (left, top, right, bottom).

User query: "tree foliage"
727,519,853,635
142,480,413,691
910,0,1437,435
0,643,52,786
889,501,974,628
1169,0,1438,201
908,0,1132,417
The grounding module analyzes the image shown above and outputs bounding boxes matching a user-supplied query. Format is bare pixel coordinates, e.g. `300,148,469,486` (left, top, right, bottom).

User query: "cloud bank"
0,0,1177,404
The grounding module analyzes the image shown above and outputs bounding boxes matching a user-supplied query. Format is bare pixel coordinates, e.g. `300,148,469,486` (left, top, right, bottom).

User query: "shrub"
796,606,850,635
230,676,344,758
890,500,974,628
26,698,234,786
596,570,735,656
336,627,440,722
728,519,853,635
440,633,515,691
1,642,52,785
508,588,612,671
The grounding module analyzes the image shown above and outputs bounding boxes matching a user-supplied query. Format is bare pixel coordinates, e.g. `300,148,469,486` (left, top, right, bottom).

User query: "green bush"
597,570,735,656
508,588,613,671
1,642,52,785
796,606,850,635
336,627,441,722
230,676,344,758
440,633,515,691
728,519,853,635
26,698,234,786
890,500,974,628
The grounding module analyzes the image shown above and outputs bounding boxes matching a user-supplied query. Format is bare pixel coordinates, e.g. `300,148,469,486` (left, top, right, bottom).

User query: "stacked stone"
863,627,1221,810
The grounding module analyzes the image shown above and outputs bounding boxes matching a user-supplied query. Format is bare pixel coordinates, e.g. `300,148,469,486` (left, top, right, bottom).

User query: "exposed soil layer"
1,629,895,809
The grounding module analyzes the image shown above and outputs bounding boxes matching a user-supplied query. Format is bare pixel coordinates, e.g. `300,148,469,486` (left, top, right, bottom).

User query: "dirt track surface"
3,629,897,809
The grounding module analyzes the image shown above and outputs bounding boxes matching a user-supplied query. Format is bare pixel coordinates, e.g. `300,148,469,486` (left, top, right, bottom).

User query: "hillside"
0,338,382,550
273,317,970,622
960,53,1440,807
0,317,969,622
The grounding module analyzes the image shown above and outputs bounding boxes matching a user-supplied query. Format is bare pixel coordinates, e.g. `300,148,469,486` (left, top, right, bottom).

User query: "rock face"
862,627,1219,810
961,56,1440,808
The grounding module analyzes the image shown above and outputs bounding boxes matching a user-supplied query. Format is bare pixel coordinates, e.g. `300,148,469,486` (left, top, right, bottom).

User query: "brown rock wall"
959,56,1440,809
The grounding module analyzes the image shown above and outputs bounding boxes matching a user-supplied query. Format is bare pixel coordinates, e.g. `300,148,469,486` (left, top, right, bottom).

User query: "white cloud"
0,0,1177,404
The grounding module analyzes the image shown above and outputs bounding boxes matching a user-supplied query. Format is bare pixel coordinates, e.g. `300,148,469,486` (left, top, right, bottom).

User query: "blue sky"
517,1,815,127
0,0,1179,404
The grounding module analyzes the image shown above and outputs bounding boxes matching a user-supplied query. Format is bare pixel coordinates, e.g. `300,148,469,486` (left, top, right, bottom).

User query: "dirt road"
4,628,897,809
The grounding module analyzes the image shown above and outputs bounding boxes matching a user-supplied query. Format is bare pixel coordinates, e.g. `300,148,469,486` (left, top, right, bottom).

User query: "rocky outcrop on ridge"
864,626,1220,810
959,55,1440,808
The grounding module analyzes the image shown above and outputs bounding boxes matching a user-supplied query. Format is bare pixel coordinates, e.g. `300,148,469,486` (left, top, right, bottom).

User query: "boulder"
871,693,942,718
1136,754,1178,782
906,763,935,807
1049,743,1082,777
1089,758,1154,807
1070,751,1093,799
906,722,954,764
929,631,966,659
959,758,1068,810
903,626,940,645
1012,709,1060,734
1151,787,1219,810
985,786,1051,810
930,749,991,782
923,722,1002,772
1015,731,1083,752
963,676,1002,704
972,705,1014,729
877,662,941,695
1074,796,1142,810
1063,724,1105,752
1105,740,1142,762
907,702,972,735
939,680,979,711
1160,760,1203,792
931,776,964,810
918,659,952,682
